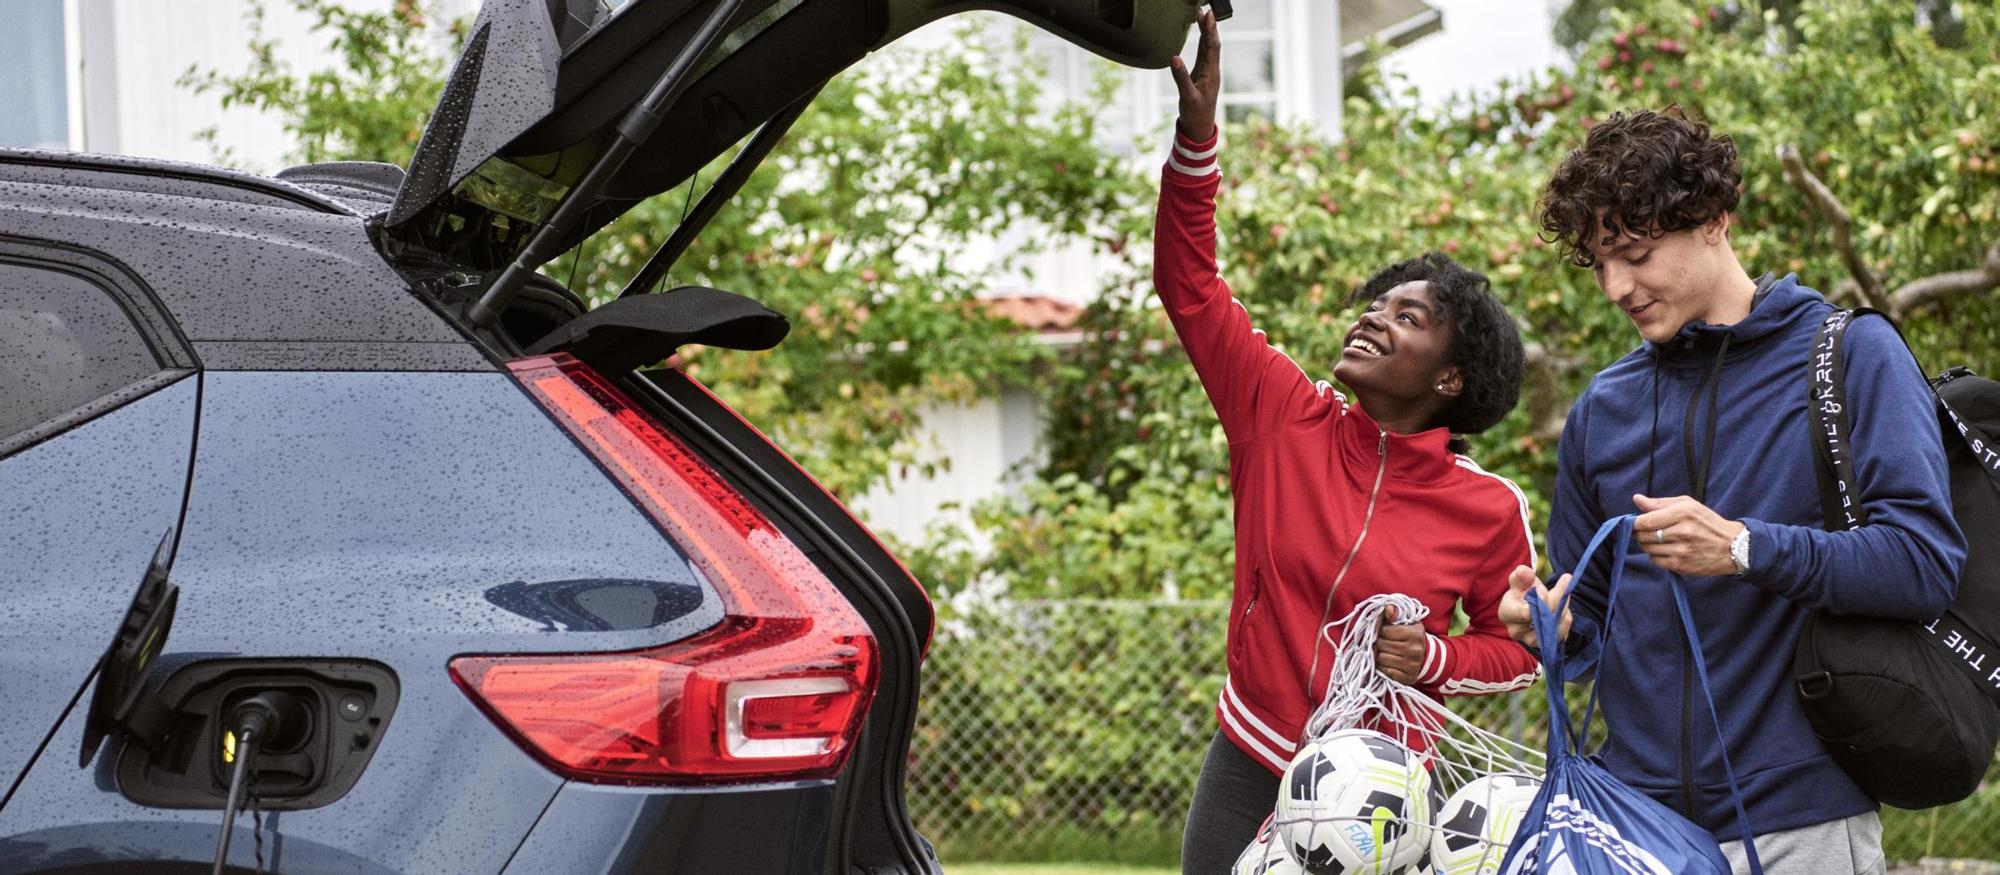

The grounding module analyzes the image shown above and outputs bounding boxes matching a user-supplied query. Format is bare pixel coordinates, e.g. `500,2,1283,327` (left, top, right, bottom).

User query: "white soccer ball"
1428,773,1542,875
1235,817,1310,875
1273,729,1435,875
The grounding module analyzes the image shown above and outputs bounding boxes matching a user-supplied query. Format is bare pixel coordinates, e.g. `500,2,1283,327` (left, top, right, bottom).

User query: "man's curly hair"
1353,252,1523,435
1538,107,1741,268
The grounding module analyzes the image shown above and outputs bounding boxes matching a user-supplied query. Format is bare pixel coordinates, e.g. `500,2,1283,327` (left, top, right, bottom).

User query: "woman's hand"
1499,565,1571,650
1169,7,1221,141
1374,605,1427,684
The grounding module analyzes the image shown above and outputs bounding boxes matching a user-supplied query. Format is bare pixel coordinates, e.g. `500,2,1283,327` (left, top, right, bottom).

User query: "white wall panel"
852,387,1043,550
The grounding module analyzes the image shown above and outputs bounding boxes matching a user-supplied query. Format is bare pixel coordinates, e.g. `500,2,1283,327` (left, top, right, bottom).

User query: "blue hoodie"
1549,275,1967,841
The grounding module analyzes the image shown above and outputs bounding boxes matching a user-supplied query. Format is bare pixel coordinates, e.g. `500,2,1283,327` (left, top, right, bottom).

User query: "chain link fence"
906,599,2000,867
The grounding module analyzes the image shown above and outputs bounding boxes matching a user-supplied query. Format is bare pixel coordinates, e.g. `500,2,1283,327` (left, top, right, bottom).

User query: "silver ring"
1654,528,1667,545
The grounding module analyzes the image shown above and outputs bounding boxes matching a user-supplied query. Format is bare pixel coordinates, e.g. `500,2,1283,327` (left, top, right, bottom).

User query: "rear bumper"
501,781,841,875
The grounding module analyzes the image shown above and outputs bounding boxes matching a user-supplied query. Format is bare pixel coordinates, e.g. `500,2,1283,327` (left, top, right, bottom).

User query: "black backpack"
1792,307,2000,810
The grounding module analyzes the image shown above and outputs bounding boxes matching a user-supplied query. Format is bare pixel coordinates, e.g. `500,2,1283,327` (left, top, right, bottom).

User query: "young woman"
1160,11,1541,872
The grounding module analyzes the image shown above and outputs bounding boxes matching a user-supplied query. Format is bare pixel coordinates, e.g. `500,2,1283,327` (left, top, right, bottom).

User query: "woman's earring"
1436,384,1448,393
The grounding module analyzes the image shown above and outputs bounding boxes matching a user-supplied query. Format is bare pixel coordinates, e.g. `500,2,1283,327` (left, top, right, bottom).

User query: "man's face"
1585,218,1727,344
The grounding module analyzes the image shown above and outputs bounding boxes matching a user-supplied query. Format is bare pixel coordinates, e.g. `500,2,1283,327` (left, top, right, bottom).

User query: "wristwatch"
1729,526,1752,578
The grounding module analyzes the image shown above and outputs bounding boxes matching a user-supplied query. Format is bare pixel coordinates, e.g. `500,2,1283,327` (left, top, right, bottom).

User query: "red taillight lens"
449,354,878,785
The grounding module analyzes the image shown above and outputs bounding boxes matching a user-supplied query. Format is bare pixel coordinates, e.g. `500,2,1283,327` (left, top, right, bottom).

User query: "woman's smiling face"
1333,280,1458,410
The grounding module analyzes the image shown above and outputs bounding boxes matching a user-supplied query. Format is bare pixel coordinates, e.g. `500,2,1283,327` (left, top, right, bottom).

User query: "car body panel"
168,370,725,653
0,376,197,801
501,782,840,874
1,369,737,871
0,671,564,874
0,168,476,358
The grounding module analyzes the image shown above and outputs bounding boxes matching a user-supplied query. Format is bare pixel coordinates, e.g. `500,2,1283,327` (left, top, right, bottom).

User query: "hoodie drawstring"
1684,333,1733,503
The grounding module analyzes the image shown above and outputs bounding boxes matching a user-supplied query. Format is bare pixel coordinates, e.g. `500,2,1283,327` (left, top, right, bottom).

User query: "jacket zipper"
1330,430,1392,596
1308,431,1391,699
1675,337,1729,821
1234,573,1263,658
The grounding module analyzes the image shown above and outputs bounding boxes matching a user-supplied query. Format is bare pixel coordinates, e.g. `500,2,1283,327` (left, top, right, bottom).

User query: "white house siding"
66,0,477,169
849,385,1045,549
1381,0,1561,109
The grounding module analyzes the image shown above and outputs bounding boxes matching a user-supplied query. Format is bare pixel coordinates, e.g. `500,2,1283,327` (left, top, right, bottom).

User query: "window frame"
0,235,198,459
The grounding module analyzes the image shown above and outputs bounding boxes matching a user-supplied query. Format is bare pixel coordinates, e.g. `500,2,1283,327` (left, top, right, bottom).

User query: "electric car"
0,0,1194,871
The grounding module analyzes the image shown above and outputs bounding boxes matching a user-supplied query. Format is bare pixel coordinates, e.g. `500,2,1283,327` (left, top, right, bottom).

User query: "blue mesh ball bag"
1499,515,1763,875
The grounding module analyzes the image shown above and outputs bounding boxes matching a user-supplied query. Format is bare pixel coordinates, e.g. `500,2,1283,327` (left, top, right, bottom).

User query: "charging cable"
212,692,300,875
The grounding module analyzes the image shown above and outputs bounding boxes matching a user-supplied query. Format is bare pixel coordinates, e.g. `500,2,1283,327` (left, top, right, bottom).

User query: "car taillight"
670,368,935,658
449,353,878,785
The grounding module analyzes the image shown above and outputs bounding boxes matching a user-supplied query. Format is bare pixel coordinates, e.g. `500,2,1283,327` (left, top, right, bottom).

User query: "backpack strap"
1823,310,2000,490
1807,308,2000,706
1808,310,1868,531
1933,367,2000,488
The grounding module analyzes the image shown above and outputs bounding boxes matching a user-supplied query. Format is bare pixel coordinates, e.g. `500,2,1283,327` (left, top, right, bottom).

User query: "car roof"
0,149,490,373
0,149,361,216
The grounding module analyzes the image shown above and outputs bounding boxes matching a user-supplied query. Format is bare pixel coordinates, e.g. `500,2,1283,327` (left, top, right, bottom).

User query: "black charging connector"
212,691,302,875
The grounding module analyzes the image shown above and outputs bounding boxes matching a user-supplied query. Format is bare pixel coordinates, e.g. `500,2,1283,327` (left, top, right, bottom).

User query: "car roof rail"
0,148,359,216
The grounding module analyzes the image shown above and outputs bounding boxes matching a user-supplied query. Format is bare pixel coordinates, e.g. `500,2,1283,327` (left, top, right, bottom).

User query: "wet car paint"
1,370,725,872
0,671,562,874
501,781,840,874
0,376,197,798
163,370,721,652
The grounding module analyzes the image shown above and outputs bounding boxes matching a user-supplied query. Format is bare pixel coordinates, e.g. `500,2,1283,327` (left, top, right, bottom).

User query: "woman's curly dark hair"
1538,107,1741,267
1353,252,1523,436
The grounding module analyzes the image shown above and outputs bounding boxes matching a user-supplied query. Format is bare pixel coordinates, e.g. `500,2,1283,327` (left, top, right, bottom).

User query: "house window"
0,0,70,150
1026,0,1335,156
1140,0,1281,135
1213,1,1279,125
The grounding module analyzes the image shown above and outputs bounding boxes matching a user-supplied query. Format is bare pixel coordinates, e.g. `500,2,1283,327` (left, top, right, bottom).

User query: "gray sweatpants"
1720,810,1886,875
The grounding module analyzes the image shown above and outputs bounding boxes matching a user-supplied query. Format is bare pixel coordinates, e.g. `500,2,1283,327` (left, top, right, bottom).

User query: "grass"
949,866,1177,875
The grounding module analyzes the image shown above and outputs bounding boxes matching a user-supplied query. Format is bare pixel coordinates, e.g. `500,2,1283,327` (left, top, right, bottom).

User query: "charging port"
117,660,397,810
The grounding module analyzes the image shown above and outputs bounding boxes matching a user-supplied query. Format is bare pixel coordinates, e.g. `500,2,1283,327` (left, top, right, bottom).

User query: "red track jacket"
1156,129,1541,774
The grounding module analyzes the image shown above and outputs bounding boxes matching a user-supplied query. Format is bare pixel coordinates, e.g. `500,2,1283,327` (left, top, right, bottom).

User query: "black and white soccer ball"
1428,773,1542,875
1273,728,1435,875
1234,815,1310,875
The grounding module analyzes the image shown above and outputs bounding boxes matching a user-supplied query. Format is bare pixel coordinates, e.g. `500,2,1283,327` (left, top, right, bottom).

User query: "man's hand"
1500,565,1571,650
1169,8,1220,141
1632,494,1746,577
1374,605,1427,685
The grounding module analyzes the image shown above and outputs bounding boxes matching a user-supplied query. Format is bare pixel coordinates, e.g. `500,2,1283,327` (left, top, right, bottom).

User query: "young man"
1498,109,1967,875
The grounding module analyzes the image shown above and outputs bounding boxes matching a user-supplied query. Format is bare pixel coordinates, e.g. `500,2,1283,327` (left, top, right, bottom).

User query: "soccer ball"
1273,728,1435,874
1429,773,1542,875
1235,817,1309,875
1398,848,1443,875
1394,782,1449,874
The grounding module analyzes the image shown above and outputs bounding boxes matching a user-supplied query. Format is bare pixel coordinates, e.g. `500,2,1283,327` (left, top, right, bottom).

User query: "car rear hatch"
377,0,1197,278
373,2,1196,870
